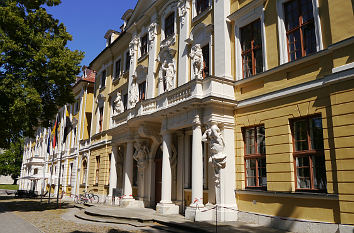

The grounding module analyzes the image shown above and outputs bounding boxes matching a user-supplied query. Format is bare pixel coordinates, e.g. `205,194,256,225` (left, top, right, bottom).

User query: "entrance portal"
154,146,162,205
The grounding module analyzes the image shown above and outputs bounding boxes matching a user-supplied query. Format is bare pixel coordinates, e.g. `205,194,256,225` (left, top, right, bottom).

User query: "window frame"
164,12,175,39
98,105,104,133
291,115,327,192
192,0,212,19
114,57,122,79
243,125,267,190
138,81,146,101
276,0,323,65
140,34,148,58
160,3,177,42
125,50,131,72
100,69,106,89
234,3,267,81
95,156,100,185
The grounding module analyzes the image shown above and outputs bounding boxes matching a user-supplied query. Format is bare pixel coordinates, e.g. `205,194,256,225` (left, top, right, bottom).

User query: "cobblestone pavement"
0,196,166,233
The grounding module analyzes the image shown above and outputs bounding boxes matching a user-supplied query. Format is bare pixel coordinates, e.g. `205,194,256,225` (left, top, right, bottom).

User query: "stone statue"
133,142,149,169
113,92,124,115
161,60,176,91
190,44,203,80
202,124,227,186
129,76,139,108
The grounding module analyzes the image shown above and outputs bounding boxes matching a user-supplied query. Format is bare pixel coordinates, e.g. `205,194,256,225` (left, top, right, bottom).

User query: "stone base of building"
156,203,179,215
238,211,354,233
185,204,238,222
119,198,144,208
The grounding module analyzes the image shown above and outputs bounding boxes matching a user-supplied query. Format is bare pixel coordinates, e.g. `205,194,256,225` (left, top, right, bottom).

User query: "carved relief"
129,75,139,108
177,0,189,26
148,22,157,48
113,92,124,115
129,36,139,63
190,44,204,80
202,124,227,187
133,142,149,169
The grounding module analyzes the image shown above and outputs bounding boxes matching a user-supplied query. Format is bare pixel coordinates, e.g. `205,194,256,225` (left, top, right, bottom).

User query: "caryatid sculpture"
129,75,139,108
133,142,149,169
202,124,227,187
190,44,204,80
113,92,124,115
161,60,176,92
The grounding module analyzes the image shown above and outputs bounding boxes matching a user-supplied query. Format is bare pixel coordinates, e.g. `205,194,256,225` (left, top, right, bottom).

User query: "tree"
0,0,84,149
0,139,23,184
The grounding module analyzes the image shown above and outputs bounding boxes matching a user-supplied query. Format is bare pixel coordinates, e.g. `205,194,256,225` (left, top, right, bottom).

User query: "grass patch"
0,184,19,190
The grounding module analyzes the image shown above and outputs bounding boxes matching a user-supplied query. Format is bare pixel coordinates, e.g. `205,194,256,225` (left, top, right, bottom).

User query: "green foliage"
0,184,19,190
0,139,23,181
0,0,84,148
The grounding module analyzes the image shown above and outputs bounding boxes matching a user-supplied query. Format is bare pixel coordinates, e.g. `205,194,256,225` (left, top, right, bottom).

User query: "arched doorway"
154,145,162,206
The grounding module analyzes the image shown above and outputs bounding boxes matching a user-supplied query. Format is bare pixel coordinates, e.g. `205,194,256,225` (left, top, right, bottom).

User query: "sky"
46,0,138,70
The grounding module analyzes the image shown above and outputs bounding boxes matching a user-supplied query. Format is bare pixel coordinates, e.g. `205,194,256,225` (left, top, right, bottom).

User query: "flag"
47,129,51,154
52,114,59,149
63,109,73,144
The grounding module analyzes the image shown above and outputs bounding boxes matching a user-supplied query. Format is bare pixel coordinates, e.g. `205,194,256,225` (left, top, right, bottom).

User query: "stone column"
191,117,204,207
127,32,139,109
108,146,118,198
176,132,184,208
156,129,179,214
122,142,133,199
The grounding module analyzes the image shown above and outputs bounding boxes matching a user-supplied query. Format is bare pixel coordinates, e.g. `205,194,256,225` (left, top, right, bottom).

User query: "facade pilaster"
108,146,118,198
176,131,184,207
146,15,158,99
127,31,139,109
123,142,133,199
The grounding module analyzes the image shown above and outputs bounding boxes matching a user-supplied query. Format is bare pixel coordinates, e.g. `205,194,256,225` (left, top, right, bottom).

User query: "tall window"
243,125,266,189
95,156,100,185
123,94,128,110
99,106,104,133
140,34,148,57
125,51,131,71
165,12,175,38
139,81,146,101
201,44,209,78
107,153,111,185
101,70,106,88
69,163,73,186
292,115,326,191
240,19,263,79
82,160,87,185
284,0,316,61
115,59,121,78
196,0,209,15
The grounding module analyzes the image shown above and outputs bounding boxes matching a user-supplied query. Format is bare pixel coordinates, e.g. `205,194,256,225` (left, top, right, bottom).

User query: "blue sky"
46,0,138,69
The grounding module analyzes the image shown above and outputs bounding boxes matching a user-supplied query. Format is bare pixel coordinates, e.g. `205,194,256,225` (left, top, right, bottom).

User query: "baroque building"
20,0,354,232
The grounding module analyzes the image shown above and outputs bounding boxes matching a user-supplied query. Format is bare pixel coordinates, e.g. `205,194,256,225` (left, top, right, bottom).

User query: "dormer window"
140,34,148,57
165,12,175,38
196,0,210,15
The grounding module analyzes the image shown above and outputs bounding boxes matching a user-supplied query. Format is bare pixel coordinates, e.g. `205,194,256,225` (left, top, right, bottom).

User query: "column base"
119,198,144,208
156,203,179,215
185,205,238,222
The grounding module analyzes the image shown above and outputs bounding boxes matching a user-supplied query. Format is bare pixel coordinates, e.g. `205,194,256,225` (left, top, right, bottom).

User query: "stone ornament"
129,75,139,108
148,22,157,48
129,36,139,63
202,124,227,187
158,48,176,93
161,60,176,91
133,142,149,169
190,44,203,80
113,92,124,115
177,0,187,25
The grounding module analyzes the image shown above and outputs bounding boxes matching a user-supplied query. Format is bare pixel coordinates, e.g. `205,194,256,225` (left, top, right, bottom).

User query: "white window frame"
234,4,267,81
160,2,178,41
96,100,105,134
138,26,148,59
192,0,212,19
113,56,122,79
276,0,323,65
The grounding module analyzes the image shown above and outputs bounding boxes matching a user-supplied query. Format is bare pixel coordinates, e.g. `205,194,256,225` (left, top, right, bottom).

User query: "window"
125,51,131,71
196,0,210,15
101,70,106,88
95,156,100,185
33,168,38,175
201,44,209,78
140,34,148,57
284,0,316,61
164,12,175,38
74,100,79,114
292,115,326,191
115,59,121,78
123,94,128,110
107,153,111,185
243,125,266,189
240,19,263,79
139,81,146,101
99,106,104,133
68,163,73,186
82,160,87,185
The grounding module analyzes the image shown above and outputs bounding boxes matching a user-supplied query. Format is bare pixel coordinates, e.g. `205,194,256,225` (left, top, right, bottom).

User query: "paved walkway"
0,204,42,233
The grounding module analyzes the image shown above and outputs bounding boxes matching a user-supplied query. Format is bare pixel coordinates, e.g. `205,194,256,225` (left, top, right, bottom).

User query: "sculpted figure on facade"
113,92,124,115
161,60,176,91
158,48,176,93
202,124,227,186
133,142,149,169
129,75,139,108
190,44,203,80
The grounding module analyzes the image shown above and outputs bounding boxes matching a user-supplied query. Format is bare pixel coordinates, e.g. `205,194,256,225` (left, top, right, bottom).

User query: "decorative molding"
160,34,176,49
177,0,190,26
148,22,157,49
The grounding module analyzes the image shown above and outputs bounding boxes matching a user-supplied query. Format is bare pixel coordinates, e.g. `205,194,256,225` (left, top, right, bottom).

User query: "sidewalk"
77,204,291,233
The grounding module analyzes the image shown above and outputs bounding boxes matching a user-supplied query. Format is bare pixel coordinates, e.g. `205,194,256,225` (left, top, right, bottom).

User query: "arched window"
82,160,87,185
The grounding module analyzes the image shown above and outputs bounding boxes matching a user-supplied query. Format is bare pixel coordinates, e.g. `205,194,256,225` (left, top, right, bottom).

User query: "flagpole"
56,148,63,208
48,144,54,204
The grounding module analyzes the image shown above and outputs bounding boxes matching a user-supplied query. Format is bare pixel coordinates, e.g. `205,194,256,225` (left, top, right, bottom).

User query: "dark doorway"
154,145,163,206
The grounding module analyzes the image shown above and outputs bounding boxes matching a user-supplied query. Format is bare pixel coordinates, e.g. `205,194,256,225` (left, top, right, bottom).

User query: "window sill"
138,53,148,63
235,189,338,200
192,7,212,24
